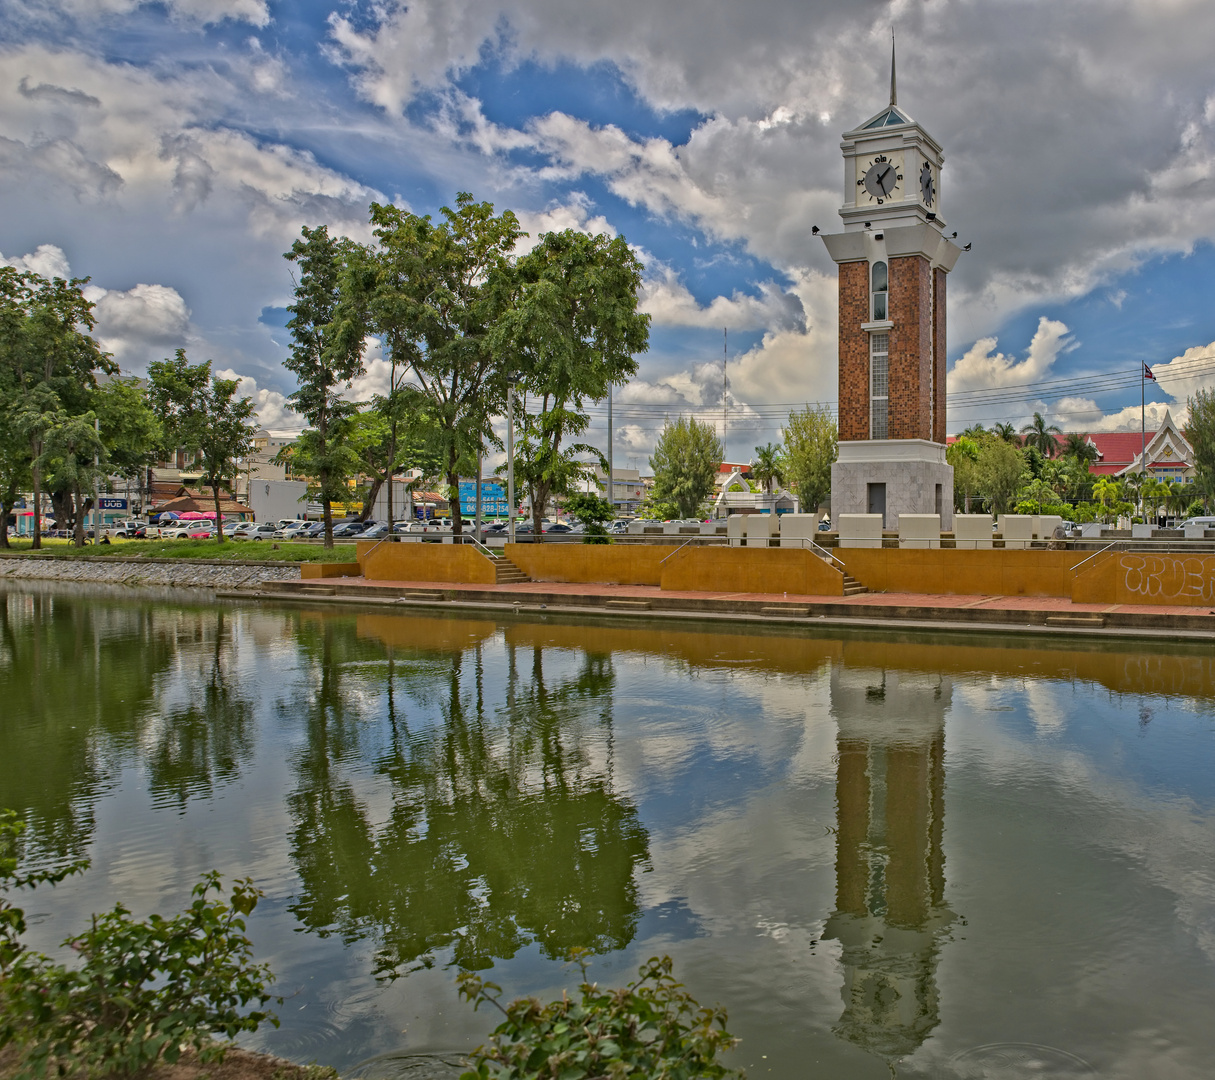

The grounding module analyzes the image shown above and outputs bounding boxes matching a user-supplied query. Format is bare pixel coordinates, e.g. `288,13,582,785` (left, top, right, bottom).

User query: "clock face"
920,161,936,207
858,154,902,204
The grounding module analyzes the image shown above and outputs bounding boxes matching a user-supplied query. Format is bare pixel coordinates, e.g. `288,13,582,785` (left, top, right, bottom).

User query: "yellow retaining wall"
505,543,667,586
838,548,1076,597
356,540,497,585
659,546,845,596
1072,552,1215,607
300,561,363,579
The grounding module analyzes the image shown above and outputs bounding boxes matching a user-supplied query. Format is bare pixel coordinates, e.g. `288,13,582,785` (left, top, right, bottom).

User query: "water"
3,581,1215,1079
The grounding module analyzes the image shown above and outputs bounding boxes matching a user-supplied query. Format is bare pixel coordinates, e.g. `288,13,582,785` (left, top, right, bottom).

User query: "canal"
3,581,1215,1078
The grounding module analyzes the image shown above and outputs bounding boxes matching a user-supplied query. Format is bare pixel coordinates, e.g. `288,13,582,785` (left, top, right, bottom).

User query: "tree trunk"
214,481,224,544
31,439,41,550
532,480,547,540
73,482,85,547
321,463,333,549
448,466,463,538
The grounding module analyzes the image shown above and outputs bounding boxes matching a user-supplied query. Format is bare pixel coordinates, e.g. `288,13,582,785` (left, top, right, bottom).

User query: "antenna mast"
723,327,728,461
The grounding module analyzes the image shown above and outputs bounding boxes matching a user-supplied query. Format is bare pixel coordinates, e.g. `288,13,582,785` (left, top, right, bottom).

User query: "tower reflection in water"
823,663,955,1063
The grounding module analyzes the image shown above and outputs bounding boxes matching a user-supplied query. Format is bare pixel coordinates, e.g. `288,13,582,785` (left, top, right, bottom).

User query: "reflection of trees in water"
145,610,255,808
286,623,649,977
0,591,261,859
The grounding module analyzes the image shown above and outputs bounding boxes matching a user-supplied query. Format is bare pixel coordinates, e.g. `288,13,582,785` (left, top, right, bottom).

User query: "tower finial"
890,27,897,107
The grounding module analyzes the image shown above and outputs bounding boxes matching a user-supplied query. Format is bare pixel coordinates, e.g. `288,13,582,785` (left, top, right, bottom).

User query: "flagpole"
1141,363,1146,518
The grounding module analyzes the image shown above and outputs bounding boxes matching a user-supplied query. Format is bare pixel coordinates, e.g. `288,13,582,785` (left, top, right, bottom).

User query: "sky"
4,0,1215,469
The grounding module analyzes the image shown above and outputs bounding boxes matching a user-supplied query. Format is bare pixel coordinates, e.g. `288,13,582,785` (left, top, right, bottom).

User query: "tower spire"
889,28,897,107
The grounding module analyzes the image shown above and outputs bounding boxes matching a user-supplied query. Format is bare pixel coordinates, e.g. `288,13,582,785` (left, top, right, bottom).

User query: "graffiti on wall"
1119,554,1215,605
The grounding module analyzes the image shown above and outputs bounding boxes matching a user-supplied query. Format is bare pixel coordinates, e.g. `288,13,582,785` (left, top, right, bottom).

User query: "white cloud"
947,317,1073,396
49,0,269,27
89,283,192,365
1,242,72,279
640,261,802,332
215,368,304,431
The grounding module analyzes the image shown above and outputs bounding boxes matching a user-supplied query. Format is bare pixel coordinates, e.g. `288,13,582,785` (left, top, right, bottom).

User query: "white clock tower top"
837,37,947,234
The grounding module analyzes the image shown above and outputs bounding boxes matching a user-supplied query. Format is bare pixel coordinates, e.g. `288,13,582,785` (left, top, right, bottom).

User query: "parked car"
330,520,367,538
299,521,326,537
272,521,308,540
545,522,574,534
1180,517,1215,530
243,523,278,541
360,522,392,539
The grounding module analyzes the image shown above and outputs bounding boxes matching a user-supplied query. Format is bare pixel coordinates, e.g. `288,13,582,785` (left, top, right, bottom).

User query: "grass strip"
1,539,358,563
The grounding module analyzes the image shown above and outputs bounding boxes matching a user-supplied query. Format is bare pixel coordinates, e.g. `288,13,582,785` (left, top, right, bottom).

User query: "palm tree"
993,422,1020,445
1093,476,1120,523
1061,432,1098,463
751,443,785,498
1020,412,1062,457
960,423,989,440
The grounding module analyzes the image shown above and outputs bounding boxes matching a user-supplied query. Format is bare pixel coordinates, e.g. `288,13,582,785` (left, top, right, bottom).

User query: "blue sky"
3,0,1215,462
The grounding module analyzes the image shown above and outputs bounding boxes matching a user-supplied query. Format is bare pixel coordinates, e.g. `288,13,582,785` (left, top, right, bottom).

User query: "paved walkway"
313,575,1214,622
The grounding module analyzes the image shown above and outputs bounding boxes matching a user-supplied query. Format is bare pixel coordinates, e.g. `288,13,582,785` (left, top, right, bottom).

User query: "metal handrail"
1069,540,1119,572
658,537,698,564
655,532,847,571
455,532,498,560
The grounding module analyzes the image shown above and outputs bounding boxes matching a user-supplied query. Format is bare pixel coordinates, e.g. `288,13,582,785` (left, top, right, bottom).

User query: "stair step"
762,606,810,617
605,599,652,610
1045,615,1106,628
842,574,867,596
402,589,445,601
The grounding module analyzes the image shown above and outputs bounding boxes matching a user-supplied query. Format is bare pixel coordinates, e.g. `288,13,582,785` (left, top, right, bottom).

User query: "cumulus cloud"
947,317,1074,396
88,283,192,366
215,368,304,431
326,0,1215,342
1,242,72,279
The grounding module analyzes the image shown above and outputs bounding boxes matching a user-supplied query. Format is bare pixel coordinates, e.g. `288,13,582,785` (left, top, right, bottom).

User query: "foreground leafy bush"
457,951,744,1080
0,810,281,1078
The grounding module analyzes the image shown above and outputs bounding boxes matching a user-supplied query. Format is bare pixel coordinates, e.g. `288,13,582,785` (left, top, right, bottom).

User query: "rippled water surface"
4,581,1215,1079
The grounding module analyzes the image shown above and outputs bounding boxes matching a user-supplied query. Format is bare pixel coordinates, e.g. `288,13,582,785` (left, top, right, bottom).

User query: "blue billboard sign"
457,480,509,516
98,497,128,511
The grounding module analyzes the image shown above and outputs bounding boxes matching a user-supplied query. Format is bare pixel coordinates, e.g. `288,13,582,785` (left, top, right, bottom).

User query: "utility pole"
94,415,101,538
607,384,614,516
723,327,729,463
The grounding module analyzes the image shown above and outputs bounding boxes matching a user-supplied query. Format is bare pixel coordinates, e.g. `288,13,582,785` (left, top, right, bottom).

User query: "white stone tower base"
831,439,953,530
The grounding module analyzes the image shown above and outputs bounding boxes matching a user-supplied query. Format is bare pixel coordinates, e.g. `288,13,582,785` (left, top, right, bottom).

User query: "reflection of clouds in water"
950,684,1215,963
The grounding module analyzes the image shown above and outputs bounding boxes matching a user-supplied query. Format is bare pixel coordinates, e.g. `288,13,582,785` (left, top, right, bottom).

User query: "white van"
1179,517,1215,530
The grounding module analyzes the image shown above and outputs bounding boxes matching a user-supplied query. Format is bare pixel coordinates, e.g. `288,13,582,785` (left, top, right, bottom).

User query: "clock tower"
818,46,960,528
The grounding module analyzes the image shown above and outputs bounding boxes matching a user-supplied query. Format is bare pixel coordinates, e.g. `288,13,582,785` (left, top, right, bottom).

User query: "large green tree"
1187,388,1215,508
358,195,522,537
649,417,722,520
974,438,1029,516
284,225,368,548
147,350,256,542
497,230,649,535
782,405,837,515
0,268,112,547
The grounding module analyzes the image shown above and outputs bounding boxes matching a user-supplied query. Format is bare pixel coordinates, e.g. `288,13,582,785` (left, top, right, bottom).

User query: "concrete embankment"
0,553,301,590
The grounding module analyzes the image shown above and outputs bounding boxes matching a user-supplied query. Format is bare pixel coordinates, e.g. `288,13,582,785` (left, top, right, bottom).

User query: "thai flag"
1144,363,1156,381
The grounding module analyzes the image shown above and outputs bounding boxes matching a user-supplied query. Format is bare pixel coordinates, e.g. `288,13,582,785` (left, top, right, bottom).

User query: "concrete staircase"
843,573,867,596
491,555,530,584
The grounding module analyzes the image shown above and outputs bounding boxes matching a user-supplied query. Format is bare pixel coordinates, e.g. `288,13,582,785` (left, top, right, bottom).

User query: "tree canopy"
649,417,722,520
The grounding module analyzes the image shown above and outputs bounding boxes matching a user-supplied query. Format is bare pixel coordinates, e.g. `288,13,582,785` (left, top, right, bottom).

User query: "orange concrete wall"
838,548,1076,597
300,561,363,579
1072,552,1215,607
505,543,667,585
660,546,845,596
357,540,497,585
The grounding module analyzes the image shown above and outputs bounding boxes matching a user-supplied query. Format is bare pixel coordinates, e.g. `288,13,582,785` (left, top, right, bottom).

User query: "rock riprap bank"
0,554,301,590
